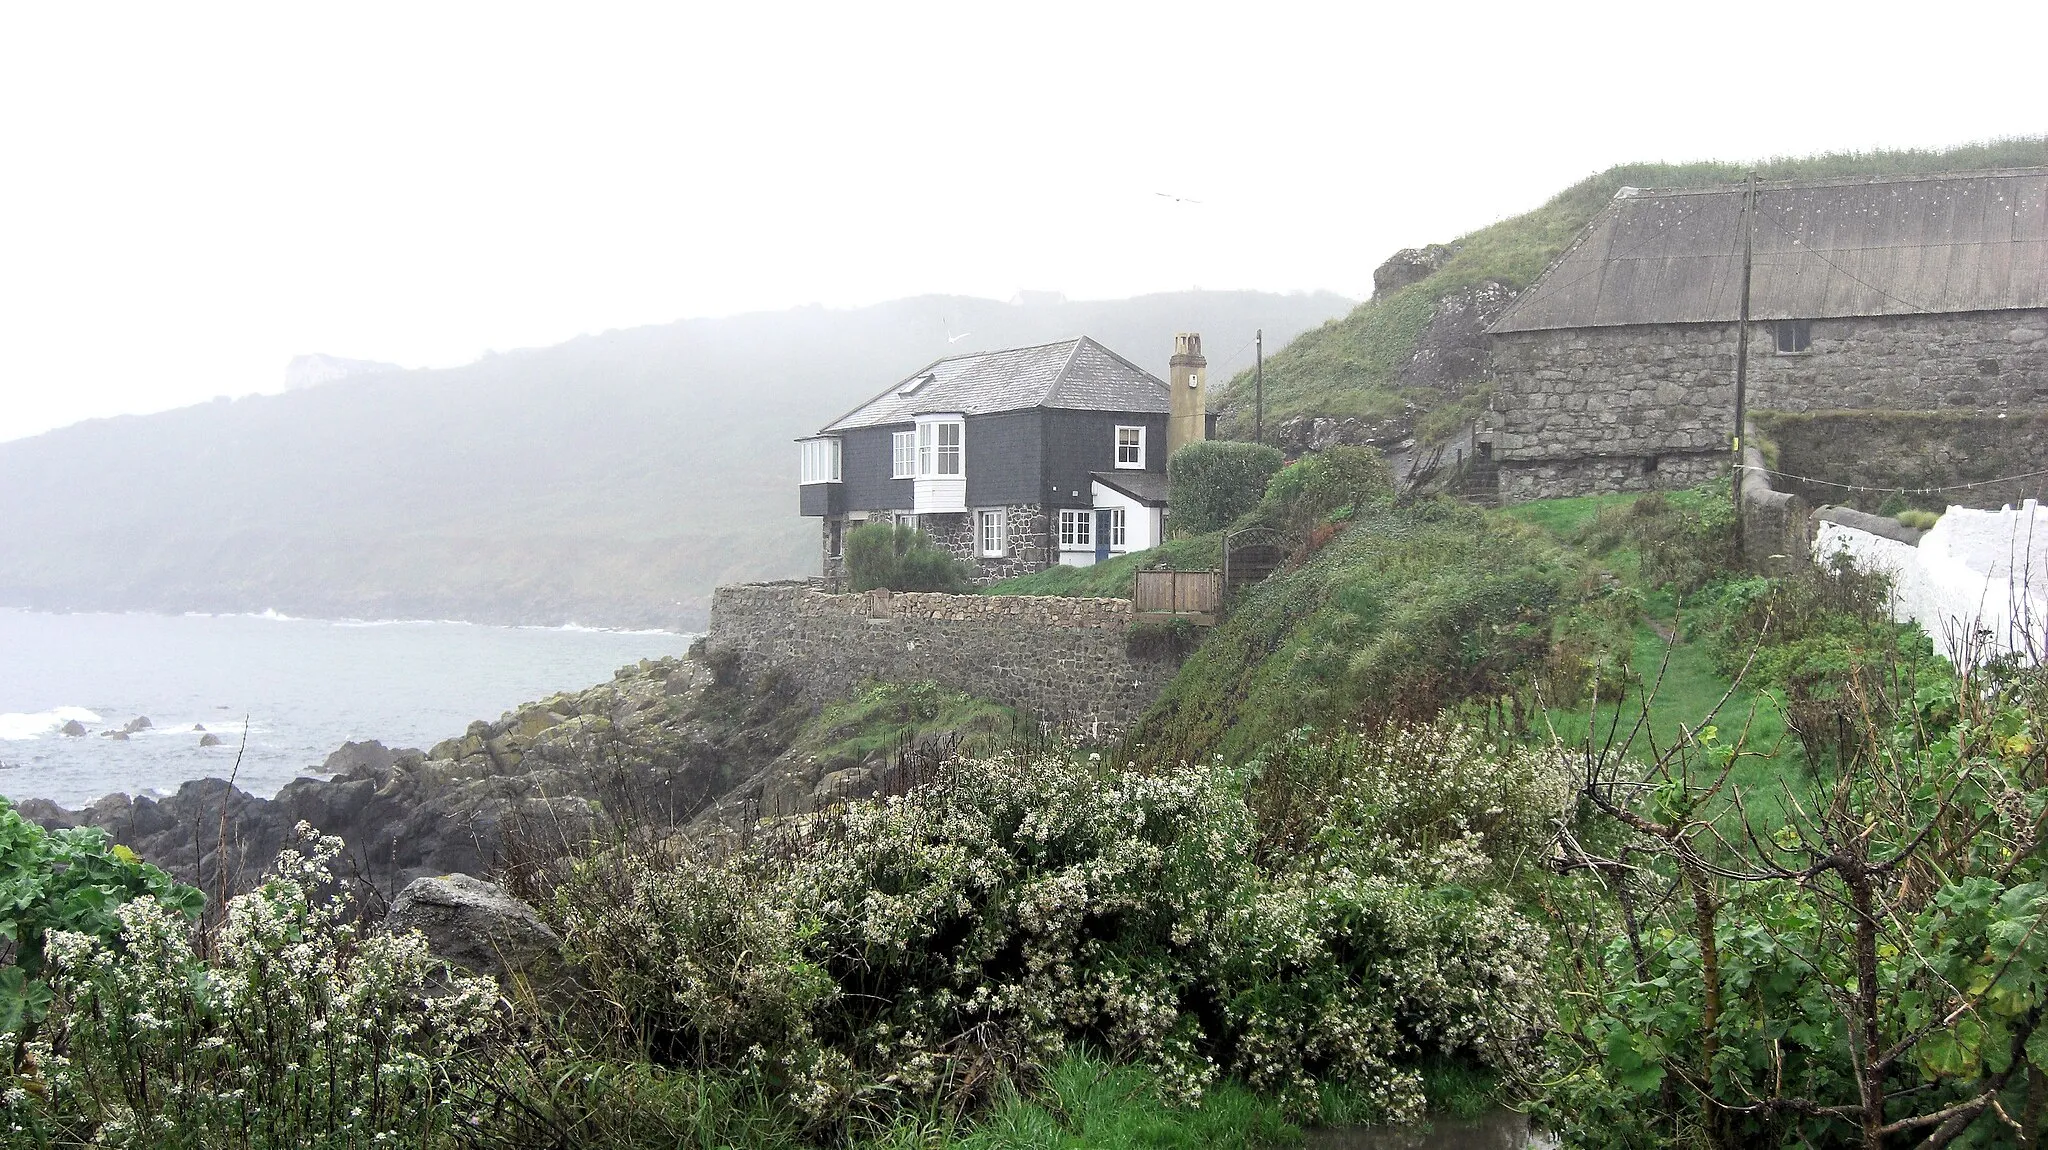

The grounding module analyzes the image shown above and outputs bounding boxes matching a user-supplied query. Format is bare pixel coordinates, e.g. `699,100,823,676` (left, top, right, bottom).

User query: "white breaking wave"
0,707,104,741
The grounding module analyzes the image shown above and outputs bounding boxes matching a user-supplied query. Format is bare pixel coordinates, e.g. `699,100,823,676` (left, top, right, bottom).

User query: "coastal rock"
58,720,87,737
102,730,129,741
1399,279,1518,397
34,656,794,899
1373,244,1458,298
1267,412,1415,456
385,873,559,979
122,717,152,733
199,733,224,747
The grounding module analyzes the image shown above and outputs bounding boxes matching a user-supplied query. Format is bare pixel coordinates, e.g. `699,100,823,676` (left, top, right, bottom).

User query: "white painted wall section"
1814,500,2048,663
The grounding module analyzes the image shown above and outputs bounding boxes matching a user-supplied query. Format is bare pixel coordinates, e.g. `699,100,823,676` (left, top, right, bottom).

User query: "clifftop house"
799,334,1214,583
1486,167,2048,501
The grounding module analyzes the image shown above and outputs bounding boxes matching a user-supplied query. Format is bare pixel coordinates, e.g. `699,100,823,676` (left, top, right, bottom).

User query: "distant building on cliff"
798,335,1214,584
1485,167,2048,502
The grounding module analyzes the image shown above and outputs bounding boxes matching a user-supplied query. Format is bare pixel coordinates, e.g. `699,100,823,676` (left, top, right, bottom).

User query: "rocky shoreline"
16,652,889,903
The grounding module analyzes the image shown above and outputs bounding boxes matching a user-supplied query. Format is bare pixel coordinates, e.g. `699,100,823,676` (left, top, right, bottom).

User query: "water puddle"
1305,1109,1555,1150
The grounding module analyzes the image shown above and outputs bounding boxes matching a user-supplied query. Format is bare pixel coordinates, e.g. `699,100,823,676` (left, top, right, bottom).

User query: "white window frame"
891,430,916,479
1109,507,1127,548
891,511,918,530
1058,508,1093,549
977,508,1007,557
798,437,841,484
1114,425,1145,469
917,420,964,477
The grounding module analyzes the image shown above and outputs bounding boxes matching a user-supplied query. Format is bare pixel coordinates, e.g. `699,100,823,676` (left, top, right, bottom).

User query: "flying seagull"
1154,191,1203,204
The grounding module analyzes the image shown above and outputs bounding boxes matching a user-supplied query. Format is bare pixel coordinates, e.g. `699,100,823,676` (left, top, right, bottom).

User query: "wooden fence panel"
1134,569,1222,622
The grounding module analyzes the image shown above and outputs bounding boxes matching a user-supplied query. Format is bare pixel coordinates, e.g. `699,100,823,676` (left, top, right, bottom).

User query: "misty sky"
2,1,2043,443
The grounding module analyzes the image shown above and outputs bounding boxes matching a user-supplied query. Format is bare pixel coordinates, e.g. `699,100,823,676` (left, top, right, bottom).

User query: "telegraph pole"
1254,329,1264,445
1732,173,1757,547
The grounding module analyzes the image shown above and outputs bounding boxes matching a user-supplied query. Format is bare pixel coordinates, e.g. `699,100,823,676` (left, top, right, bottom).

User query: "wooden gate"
1223,526,1284,597
1134,569,1222,625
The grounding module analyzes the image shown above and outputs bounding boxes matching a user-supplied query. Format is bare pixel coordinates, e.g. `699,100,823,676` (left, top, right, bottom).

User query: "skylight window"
897,373,933,396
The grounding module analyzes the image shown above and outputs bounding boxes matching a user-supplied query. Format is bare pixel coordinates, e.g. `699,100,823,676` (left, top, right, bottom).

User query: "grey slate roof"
1489,168,2048,334
818,337,1171,433
1091,470,1170,506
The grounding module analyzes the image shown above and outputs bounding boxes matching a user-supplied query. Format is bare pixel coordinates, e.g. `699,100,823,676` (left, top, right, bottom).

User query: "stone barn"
1485,168,2048,502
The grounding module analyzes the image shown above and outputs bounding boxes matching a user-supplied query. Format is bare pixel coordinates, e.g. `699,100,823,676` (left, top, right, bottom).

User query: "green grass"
981,534,1223,599
953,1055,1301,1150
481,1052,1309,1149
1507,493,1805,829
1135,500,1575,767
1216,137,2048,444
1499,492,1636,540
798,681,1016,767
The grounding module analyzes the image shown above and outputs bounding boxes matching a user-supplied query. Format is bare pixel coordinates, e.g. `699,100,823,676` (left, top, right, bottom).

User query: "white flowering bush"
552,723,1566,1126
6,824,498,1149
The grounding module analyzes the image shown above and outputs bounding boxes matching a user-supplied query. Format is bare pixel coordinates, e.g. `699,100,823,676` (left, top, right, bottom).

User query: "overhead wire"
1739,461,2048,497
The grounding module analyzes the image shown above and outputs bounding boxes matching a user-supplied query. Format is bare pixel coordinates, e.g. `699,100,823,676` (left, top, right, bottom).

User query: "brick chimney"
1167,332,1207,459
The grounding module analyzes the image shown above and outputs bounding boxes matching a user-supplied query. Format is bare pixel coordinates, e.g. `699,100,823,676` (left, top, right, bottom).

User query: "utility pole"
1732,172,1757,549
1254,329,1264,445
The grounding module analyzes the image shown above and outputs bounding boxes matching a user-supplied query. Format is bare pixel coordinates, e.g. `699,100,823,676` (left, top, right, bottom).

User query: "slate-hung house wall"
1486,168,2048,502
798,336,1213,584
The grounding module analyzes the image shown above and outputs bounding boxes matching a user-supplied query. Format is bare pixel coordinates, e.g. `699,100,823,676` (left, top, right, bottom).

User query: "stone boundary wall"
707,582,1178,731
1753,408,2048,514
1737,431,1812,575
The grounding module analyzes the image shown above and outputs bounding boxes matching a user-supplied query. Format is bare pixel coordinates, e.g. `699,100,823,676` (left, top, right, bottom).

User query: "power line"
1740,462,2048,497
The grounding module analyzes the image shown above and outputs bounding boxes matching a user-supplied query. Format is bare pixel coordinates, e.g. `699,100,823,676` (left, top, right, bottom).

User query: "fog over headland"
2,1,2043,442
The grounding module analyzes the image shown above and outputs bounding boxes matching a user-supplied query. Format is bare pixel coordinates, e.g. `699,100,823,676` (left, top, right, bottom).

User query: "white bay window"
917,420,963,477
798,437,841,484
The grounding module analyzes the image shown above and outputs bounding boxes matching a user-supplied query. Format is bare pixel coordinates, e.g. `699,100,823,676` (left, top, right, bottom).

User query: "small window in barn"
1642,455,1660,476
978,509,1007,557
1774,320,1812,355
1115,425,1145,469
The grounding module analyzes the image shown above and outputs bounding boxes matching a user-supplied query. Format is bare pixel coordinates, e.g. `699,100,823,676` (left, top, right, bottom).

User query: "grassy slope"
1501,494,1803,828
1133,501,1577,768
1218,137,2048,442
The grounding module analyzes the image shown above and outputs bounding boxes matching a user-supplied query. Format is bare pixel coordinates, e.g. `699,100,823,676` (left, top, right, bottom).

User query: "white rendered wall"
1814,500,2048,663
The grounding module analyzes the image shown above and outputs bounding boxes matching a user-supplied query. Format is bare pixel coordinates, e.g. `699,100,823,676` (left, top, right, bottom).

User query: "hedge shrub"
843,523,972,593
1168,441,1284,535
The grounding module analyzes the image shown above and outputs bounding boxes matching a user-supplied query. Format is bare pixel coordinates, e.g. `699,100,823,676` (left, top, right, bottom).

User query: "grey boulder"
385,873,559,980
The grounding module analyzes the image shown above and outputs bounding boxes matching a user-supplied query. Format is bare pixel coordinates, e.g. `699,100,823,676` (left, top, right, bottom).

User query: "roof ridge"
1040,337,1089,406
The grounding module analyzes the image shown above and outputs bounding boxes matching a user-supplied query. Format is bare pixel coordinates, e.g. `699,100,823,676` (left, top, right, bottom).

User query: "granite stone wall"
817,503,1055,589
1736,437,1812,575
707,582,1178,730
1491,309,2048,501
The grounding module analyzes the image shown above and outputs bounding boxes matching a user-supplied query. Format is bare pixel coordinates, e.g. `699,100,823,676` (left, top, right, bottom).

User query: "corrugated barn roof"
1489,168,2048,334
819,337,1172,432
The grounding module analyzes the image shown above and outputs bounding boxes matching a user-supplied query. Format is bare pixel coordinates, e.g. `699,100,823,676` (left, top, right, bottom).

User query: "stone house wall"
707,582,1178,730
818,503,1055,588
1491,309,2048,501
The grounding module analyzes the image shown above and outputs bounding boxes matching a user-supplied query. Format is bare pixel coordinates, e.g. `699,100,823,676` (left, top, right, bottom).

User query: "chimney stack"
1167,332,1207,460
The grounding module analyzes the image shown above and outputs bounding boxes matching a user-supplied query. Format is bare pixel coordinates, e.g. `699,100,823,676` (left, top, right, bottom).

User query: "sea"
0,608,697,809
